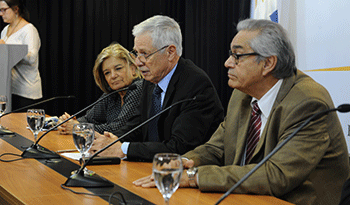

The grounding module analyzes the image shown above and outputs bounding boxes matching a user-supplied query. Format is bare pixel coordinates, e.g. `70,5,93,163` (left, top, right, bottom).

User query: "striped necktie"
148,85,162,142
245,101,261,164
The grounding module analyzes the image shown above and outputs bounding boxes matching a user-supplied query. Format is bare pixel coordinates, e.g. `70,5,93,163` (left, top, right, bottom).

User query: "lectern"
0,44,28,111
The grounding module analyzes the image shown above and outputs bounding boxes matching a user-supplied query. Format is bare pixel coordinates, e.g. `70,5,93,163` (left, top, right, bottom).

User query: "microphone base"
21,145,61,159
64,171,114,188
0,128,14,135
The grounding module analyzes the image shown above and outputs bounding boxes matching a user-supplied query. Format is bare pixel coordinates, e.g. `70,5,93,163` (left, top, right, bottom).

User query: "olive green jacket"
183,70,349,205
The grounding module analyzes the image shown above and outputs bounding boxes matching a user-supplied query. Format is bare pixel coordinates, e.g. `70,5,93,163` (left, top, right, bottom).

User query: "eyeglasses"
0,7,10,13
229,50,259,65
129,45,169,63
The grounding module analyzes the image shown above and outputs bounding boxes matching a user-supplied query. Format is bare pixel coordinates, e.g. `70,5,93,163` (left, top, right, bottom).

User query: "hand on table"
89,131,126,158
133,158,196,188
57,112,78,135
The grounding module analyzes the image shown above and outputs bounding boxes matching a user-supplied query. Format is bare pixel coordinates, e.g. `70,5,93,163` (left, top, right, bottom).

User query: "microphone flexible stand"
64,96,198,188
0,96,75,135
21,86,133,159
214,105,347,205
1,96,76,119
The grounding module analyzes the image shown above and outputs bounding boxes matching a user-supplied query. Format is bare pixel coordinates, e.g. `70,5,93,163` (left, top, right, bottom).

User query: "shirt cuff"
121,142,130,155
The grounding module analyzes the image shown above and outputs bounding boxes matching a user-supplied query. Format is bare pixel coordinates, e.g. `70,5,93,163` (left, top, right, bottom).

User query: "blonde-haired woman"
58,43,143,134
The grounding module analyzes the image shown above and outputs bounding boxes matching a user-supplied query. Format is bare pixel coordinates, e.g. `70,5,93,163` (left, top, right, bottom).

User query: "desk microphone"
64,95,204,188
21,85,137,159
214,103,350,205
0,96,75,135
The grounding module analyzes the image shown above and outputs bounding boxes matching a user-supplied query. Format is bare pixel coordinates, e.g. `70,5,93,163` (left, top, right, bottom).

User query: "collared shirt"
241,79,283,165
253,79,283,134
121,63,178,156
157,63,177,107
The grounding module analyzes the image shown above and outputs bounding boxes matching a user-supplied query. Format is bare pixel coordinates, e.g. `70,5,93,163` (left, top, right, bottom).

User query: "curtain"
1,0,251,116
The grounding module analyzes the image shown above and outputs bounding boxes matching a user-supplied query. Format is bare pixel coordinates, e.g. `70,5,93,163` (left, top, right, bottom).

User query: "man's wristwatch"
186,167,198,187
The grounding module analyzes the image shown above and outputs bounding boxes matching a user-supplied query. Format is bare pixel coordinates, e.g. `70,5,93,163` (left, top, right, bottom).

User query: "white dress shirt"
241,79,283,165
121,64,178,156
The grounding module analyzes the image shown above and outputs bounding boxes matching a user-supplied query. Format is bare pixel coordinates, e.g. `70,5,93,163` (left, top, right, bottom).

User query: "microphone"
0,96,75,135
214,104,350,205
21,85,137,159
337,104,350,113
64,95,202,188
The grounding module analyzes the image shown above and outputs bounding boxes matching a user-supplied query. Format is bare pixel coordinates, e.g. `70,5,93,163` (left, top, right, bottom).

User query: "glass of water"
153,153,183,205
27,109,45,146
72,123,95,176
0,95,7,129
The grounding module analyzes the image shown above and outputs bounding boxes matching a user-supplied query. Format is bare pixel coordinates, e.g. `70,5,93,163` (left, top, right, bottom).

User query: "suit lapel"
226,92,252,165
146,59,182,141
162,58,183,108
147,83,156,118
235,96,253,164
273,71,297,108
252,72,297,158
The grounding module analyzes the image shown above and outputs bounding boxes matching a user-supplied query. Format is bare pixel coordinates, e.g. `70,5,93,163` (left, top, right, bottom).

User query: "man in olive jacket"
134,19,349,205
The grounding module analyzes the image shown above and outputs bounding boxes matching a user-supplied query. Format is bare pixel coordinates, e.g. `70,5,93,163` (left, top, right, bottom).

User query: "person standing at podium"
0,0,42,110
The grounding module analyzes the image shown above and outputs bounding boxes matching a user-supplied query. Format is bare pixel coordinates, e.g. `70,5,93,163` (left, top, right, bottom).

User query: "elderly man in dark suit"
90,15,224,162
134,19,349,205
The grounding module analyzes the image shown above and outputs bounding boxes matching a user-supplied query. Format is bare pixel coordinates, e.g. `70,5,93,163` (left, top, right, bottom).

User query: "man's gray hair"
132,15,183,56
237,19,297,79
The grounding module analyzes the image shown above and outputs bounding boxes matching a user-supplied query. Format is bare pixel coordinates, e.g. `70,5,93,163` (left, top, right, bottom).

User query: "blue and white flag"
253,0,278,22
251,0,291,32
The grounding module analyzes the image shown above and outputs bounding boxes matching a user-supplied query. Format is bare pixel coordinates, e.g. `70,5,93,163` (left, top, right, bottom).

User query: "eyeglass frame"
229,50,260,65
0,7,10,13
129,45,169,63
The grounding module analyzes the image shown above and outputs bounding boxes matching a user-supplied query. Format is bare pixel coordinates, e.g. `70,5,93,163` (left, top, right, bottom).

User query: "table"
0,113,293,205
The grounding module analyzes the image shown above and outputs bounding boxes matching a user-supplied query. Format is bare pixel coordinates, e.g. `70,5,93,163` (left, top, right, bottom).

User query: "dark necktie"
245,101,262,164
148,85,162,142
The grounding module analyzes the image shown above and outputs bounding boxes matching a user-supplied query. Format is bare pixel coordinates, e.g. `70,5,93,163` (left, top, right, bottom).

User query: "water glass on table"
26,109,45,147
72,123,95,176
153,153,183,205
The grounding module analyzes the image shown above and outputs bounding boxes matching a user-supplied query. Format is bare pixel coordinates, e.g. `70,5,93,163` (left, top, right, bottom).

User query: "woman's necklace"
6,18,22,39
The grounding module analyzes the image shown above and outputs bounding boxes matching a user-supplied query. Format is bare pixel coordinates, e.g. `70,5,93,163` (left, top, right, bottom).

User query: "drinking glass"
27,109,45,146
72,123,95,176
0,95,7,129
153,153,183,205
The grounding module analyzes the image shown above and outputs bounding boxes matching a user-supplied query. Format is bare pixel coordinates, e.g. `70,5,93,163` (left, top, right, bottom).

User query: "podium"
0,44,28,111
